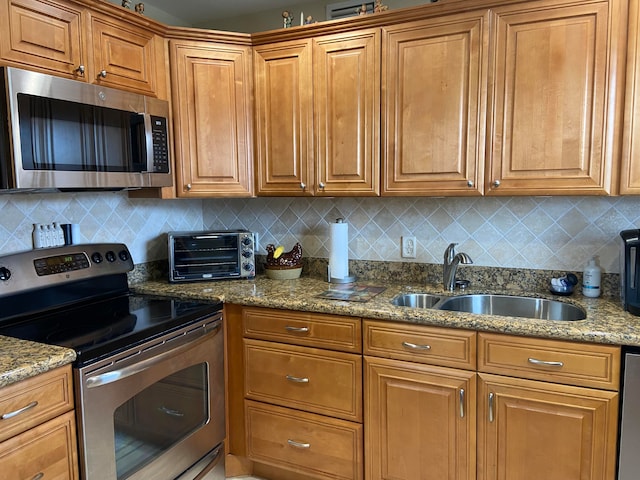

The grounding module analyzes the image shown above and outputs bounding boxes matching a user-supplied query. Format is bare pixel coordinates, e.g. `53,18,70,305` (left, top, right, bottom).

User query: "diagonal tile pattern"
0,192,638,274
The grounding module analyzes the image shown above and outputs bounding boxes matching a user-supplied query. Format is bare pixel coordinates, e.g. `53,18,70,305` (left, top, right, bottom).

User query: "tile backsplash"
0,192,638,274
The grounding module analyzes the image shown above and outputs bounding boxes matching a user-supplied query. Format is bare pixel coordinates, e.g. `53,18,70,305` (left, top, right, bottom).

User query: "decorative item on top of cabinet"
254,29,380,196
364,320,477,480
486,0,626,196
170,38,254,198
382,11,488,196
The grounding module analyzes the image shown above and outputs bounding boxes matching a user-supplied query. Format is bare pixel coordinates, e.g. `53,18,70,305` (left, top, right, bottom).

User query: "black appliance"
0,243,224,480
621,229,640,315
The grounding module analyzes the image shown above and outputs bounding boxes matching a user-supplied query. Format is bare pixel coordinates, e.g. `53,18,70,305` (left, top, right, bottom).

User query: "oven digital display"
34,253,90,276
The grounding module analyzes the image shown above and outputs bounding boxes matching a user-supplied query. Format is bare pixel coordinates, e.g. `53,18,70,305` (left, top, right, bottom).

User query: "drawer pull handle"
287,439,310,449
285,326,309,333
2,401,38,420
459,388,465,418
31,474,44,480
488,392,495,423
286,375,309,383
402,341,431,351
528,357,564,368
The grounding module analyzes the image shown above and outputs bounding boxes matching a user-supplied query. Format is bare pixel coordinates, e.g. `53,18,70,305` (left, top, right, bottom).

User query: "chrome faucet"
443,243,473,291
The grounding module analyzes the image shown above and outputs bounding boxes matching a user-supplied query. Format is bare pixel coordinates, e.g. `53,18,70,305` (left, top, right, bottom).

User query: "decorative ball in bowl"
265,242,303,280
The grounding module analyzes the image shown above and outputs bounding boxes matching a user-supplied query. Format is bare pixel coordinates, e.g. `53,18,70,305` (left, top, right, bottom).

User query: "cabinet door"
622,0,640,194
170,40,254,197
254,39,313,196
0,0,85,79
365,356,476,480
478,373,618,480
488,1,616,195
89,12,164,97
314,29,380,196
382,12,487,196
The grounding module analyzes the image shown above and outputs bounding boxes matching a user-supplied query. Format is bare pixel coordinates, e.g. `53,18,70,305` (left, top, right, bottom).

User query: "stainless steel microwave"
168,230,257,283
0,67,172,192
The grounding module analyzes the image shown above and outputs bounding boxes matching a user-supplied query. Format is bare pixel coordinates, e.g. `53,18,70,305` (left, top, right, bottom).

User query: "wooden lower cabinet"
365,356,476,480
477,373,618,480
245,400,363,480
0,410,79,480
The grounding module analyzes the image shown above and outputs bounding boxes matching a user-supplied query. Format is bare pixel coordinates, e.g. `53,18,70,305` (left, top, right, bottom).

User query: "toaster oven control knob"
243,263,254,272
105,251,116,263
0,267,11,281
118,250,130,262
91,252,103,264
242,236,252,246
242,250,252,258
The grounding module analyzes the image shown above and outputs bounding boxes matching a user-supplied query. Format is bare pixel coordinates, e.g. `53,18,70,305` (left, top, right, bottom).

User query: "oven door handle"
85,322,221,389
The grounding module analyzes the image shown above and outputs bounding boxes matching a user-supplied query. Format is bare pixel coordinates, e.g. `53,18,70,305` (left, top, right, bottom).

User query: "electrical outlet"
401,236,416,258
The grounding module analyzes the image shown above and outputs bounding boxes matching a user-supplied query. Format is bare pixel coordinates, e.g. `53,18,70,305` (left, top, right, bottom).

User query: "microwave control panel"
151,116,170,173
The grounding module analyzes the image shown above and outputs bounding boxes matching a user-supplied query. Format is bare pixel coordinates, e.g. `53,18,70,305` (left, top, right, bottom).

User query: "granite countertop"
0,337,76,388
131,275,640,347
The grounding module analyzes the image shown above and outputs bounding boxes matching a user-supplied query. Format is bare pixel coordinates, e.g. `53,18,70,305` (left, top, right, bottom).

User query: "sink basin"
391,293,442,308
437,294,586,321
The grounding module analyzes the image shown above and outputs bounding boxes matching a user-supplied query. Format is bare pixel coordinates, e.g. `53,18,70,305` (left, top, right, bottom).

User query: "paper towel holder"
329,218,357,284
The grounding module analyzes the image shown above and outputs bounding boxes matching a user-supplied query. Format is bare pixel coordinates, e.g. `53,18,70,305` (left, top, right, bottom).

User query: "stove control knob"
91,252,103,264
0,267,10,281
118,250,129,262
105,251,116,263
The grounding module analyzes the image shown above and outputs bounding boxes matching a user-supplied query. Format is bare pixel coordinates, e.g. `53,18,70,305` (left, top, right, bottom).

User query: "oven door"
75,315,224,480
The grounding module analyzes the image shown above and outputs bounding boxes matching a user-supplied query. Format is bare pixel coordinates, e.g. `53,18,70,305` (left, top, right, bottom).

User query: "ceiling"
141,0,322,25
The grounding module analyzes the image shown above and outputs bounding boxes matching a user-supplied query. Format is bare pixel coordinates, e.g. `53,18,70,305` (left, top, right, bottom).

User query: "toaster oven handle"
193,235,223,239
85,321,221,389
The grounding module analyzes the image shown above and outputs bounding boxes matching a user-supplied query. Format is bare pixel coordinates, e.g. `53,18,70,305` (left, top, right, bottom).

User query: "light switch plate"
401,236,416,258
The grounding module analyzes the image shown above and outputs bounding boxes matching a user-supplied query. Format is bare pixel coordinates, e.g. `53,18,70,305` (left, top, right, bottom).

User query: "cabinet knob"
492,180,501,188
319,182,325,190
300,182,306,190
467,180,474,188
98,70,107,79
186,184,192,191
75,65,85,76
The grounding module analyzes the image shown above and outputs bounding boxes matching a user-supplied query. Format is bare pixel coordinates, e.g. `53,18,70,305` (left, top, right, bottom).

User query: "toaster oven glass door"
173,236,241,278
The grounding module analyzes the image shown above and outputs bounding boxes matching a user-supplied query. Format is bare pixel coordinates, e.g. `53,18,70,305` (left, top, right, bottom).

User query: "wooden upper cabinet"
88,12,165,97
487,0,621,195
0,0,85,79
382,12,488,196
170,40,254,197
622,0,640,194
313,30,380,196
254,30,380,196
254,39,314,196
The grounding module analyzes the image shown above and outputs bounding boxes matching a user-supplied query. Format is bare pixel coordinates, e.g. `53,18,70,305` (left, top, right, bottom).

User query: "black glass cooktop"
0,293,222,366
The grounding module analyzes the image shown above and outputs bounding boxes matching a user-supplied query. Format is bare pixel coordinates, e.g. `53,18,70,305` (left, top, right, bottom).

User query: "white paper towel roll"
329,219,349,279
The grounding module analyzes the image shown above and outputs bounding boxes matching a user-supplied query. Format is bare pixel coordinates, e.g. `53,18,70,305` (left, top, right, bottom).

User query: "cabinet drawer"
478,333,620,390
0,365,74,442
364,320,476,370
244,339,362,421
243,307,362,353
245,400,363,480
0,410,79,480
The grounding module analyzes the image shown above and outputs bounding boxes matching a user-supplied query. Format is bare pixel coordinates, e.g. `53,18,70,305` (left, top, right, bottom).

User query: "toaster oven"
168,230,256,283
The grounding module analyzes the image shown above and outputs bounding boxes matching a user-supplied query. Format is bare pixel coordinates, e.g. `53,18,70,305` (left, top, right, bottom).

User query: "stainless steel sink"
437,294,586,321
390,293,586,321
391,293,442,308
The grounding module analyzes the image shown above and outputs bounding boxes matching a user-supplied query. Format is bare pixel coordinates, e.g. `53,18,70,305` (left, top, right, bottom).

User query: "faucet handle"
444,242,458,263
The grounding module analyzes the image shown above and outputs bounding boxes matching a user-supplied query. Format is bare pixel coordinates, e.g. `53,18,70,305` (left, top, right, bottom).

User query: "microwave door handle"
142,112,154,172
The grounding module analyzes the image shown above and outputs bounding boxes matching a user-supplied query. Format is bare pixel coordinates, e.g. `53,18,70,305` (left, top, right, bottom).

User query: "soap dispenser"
582,257,602,298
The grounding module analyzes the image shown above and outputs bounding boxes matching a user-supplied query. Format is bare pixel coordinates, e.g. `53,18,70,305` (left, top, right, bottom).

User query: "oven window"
113,363,209,479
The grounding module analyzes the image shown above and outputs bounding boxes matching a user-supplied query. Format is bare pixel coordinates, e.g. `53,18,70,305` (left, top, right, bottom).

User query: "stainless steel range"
0,243,225,480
